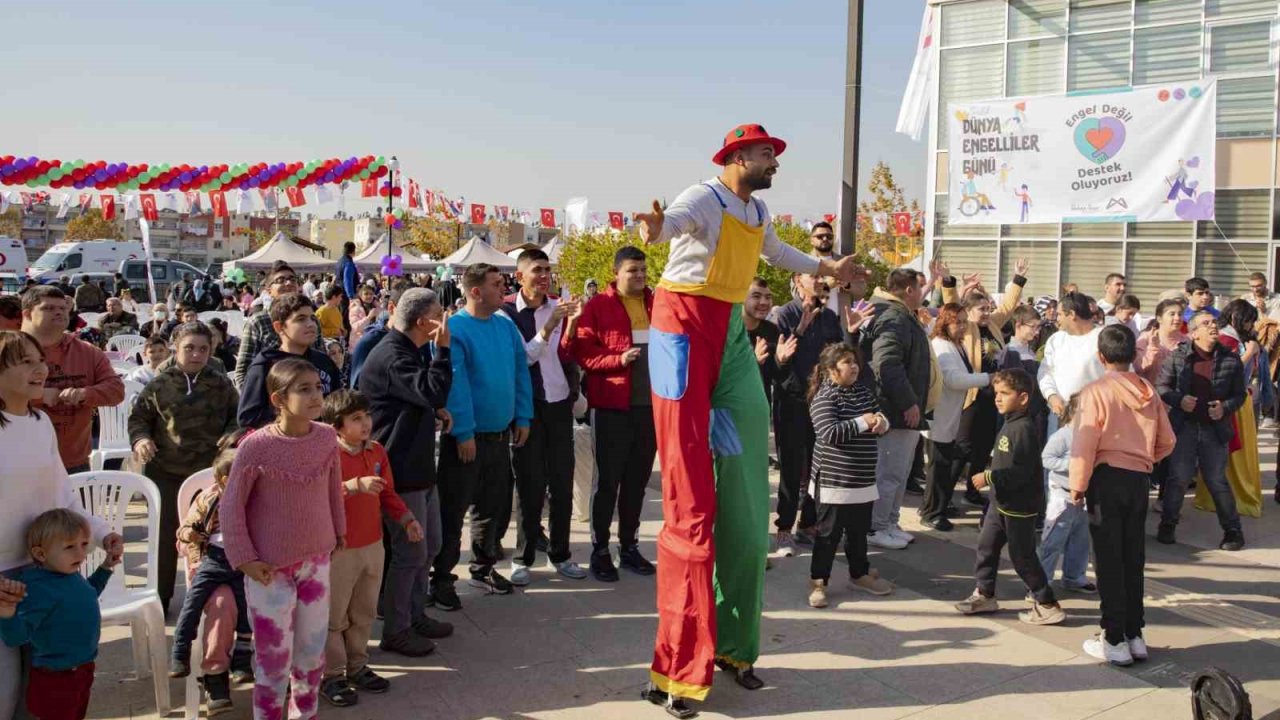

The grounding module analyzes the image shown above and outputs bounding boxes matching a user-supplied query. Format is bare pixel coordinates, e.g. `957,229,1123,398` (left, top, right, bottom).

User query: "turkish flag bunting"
540,208,555,227
495,205,509,222
823,213,836,224
360,178,378,198
408,180,421,209
140,194,158,221
285,186,307,208
892,211,912,235
608,211,624,230
470,204,486,224
210,191,228,218
78,194,93,212
100,194,115,221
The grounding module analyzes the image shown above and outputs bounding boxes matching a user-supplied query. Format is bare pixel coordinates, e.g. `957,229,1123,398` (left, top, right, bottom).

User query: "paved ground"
89,432,1280,719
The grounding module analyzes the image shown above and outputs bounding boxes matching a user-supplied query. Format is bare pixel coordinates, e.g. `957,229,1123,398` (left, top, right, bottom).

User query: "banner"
99,194,115,220
140,193,158,221
608,211,624,230
470,203,486,224
948,80,1217,224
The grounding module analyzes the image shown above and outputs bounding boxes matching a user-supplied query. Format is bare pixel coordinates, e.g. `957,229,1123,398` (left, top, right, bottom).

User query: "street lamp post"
839,0,864,258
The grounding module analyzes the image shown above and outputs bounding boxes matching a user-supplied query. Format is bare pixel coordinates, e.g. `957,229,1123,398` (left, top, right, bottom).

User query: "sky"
2,0,929,223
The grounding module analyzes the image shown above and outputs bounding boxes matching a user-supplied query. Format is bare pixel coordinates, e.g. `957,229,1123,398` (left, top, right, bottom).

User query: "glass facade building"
925,0,1279,307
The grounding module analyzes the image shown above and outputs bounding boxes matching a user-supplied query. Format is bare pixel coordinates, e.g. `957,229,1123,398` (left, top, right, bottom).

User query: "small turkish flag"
823,213,836,224
540,208,555,227
285,186,307,208
100,194,116,221
140,194,158,221
78,193,93,212
470,203,486,224
608,211,624,230
210,191,228,218
893,211,912,235
19,193,33,212
779,214,793,225
408,180,421,209
361,177,378,198
184,191,202,214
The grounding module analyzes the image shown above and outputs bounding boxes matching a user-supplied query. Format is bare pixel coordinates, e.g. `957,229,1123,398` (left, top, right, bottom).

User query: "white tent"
353,233,438,272
223,232,331,273
437,236,517,270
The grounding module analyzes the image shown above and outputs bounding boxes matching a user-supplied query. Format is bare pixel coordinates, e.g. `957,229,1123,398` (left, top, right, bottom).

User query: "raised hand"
776,334,799,365
431,315,451,348
634,200,664,244
832,255,867,286
1014,257,1030,277
845,300,876,334
753,336,769,365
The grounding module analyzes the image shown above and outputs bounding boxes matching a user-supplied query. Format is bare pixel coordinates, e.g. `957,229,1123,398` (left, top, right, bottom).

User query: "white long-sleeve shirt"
1037,327,1106,403
0,411,111,572
515,292,570,403
928,338,991,444
657,178,820,301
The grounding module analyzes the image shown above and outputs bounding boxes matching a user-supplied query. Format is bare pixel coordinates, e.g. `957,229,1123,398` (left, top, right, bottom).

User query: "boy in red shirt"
321,390,423,707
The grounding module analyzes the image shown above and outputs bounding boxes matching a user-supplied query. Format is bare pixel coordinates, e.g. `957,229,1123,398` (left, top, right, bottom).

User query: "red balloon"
391,187,403,197
375,166,388,177
379,187,390,197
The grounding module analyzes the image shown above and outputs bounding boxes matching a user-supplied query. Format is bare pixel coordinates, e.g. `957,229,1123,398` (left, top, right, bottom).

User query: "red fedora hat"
712,123,787,166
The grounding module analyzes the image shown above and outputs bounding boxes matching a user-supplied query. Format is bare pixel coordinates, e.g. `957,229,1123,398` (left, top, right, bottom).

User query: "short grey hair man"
393,287,440,335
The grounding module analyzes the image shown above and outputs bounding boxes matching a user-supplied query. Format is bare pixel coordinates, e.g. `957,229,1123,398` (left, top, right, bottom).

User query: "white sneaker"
551,560,588,580
890,524,915,544
509,562,532,587
775,532,796,557
867,530,909,550
1082,633,1133,666
1127,636,1148,661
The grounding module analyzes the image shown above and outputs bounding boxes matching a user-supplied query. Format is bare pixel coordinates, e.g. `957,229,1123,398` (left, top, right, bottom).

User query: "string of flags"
0,153,924,234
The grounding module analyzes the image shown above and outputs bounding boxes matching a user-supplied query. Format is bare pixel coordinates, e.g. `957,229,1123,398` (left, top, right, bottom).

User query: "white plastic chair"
218,311,246,338
107,333,147,357
176,469,216,720
196,311,222,324
69,471,171,715
78,311,103,327
89,380,144,471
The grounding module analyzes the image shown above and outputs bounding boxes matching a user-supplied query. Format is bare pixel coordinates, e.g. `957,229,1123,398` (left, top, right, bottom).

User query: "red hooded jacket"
567,283,654,411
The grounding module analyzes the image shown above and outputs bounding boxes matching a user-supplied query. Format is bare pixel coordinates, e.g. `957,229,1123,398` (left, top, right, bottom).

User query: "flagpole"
838,0,864,257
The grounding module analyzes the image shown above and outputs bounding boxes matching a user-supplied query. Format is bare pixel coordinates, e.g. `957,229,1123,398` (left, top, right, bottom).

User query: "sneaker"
867,530,908,550
320,676,359,707
793,527,816,547
470,568,514,595
1156,523,1176,545
167,656,190,679
429,580,462,611
849,573,893,596
1083,633,1134,666
552,560,589,580
379,628,436,657
945,504,961,518
808,578,828,608
1127,636,1149,662
412,614,454,639
775,531,796,557
890,524,915,544
348,666,391,693
203,671,233,716
619,545,656,576
1062,581,1099,594
535,530,549,553
509,561,532,586
590,548,619,582
1220,530,1245,552
1019,602,1065,626
955,591,999,615
1260,417,1277,430
921,516,953,531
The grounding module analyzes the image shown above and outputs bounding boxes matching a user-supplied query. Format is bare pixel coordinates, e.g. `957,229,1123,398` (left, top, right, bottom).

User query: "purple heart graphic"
1176,191,1215,221
1185,156,1200,168
1074,116,1127,164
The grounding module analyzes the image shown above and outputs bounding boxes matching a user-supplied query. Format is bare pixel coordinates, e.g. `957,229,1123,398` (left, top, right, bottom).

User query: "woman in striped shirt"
806,345,894,608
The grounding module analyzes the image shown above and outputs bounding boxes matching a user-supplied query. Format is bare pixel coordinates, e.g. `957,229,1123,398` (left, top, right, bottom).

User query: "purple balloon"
239,180,249,190
94,169,108,181
256,171,269,181
0,167,11,177
178,172,191,183
73,180,84,189
323,171,335,182
26,157,36,165
13,159,27,170
248,177,260,188
198,165,208,174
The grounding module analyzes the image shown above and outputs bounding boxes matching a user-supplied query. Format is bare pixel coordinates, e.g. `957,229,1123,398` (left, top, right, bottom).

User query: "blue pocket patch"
649,328,689,400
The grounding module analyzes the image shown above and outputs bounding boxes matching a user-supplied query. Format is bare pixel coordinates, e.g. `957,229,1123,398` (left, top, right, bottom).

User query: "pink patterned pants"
245,553,331,720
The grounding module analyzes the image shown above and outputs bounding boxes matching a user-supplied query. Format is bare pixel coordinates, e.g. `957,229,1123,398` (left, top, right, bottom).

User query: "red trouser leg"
647,289,731,701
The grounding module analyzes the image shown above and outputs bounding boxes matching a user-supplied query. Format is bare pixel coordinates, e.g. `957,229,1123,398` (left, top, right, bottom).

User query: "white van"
0,237,28,293
30,240,144,283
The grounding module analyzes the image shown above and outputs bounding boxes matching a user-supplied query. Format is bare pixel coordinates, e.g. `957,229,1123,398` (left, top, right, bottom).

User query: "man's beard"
812,240,833,253
744,167,773,191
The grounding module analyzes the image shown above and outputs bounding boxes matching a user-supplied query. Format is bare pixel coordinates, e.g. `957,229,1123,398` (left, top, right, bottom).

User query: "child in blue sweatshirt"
0,508,119,720
1039,397,1096,594
431,264,533,609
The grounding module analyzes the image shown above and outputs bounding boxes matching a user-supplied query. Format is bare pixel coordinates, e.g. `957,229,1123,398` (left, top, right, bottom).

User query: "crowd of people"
0,219,1274,718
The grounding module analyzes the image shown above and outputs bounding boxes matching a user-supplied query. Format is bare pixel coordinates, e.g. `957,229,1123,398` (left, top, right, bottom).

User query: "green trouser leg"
711,308,770,668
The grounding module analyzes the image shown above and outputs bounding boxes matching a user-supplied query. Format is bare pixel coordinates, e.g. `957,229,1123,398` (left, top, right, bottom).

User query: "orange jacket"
1069,371,1175,492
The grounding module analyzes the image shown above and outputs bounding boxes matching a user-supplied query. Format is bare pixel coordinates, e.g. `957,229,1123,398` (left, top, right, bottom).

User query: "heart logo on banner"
1073,117,1127,164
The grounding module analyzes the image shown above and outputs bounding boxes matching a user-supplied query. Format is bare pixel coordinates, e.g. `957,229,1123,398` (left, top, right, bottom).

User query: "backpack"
1191,667,1252,720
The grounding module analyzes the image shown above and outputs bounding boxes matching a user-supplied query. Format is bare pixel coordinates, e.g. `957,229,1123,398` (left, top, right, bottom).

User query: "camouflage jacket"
128,366,239,478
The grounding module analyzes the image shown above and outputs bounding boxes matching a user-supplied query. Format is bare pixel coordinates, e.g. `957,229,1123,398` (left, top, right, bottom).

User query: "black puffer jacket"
860,290,931,429
1156,341,1246,444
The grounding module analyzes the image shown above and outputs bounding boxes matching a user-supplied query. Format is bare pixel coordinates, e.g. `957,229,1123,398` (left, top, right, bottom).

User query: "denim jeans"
1039,486,1090,586
871,429,921,533
1164,422,1240,532
384,487,442,636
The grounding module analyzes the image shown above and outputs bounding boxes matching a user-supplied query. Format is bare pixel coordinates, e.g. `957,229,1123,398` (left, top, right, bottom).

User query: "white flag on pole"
895,6,936,141
316,184,334,205
123,194,139,221
0,192,10,215
162,193,178,212
55,194,72,219
235,189,252,214
565,197,589,235
139,219,158,303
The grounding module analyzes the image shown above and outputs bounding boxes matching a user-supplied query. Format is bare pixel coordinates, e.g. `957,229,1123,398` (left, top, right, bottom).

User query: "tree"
63,211,123,241
0,208,19,238
402,217,461,259
856,161,923,268
763,223,890,304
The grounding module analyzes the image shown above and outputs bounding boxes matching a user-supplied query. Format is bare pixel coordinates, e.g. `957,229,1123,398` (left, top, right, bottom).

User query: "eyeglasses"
270,276,298,286
812,234,834,241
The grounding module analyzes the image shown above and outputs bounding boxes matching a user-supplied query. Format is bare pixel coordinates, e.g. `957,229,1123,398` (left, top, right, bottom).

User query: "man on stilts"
635,124,865,717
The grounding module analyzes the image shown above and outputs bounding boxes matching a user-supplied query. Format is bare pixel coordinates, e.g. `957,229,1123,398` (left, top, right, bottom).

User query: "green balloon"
359,168,371,179
25,179,38,188
49,168,64,180
220,172,232,183
375,155,386,166
73,159,85,168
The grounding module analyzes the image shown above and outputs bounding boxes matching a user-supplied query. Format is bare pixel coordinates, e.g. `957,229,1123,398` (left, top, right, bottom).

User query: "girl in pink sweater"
221,358,345,720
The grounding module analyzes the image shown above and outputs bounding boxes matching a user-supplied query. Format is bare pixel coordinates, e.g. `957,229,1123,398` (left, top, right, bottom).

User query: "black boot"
642,683,697,719
715,659,764,690
230,637,254,684
203,671,233,716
